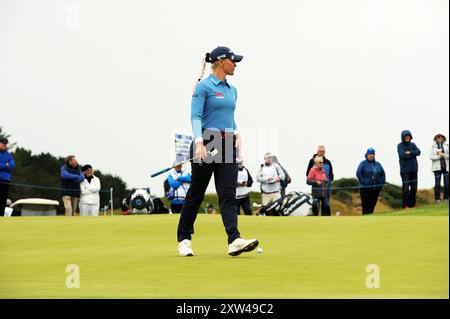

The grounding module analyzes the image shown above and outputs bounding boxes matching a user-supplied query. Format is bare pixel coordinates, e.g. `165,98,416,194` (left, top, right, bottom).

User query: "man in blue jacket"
61,155,84,216
398,130,421,208
0,137,14,216
167,162,192,214
356,148,386,214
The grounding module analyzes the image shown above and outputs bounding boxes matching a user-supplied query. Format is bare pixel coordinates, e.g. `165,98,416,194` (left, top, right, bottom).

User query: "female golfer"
177,46,259,257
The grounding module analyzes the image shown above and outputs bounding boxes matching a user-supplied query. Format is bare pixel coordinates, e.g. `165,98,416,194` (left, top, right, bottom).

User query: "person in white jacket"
430,134,449,202
235,159,253,215
79,165,101,216
257,152,286,206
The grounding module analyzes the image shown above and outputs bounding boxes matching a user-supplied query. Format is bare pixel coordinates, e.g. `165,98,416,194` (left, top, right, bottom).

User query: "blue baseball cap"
366,148,376,155
207,46,243,63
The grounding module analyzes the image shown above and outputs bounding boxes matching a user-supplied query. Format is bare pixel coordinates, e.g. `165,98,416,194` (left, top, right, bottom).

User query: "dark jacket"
60,164,84,197
278,163,291,188
356,156,386,191
397,130,421,174
306,154,334,182
0,151,14,182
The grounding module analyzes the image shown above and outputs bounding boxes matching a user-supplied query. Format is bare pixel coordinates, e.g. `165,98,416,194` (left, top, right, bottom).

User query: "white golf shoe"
178,239,194,257
228,238,259,257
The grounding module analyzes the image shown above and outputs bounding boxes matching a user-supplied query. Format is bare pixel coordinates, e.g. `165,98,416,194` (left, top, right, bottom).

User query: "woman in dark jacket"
397,130,421,208
356,148,386,214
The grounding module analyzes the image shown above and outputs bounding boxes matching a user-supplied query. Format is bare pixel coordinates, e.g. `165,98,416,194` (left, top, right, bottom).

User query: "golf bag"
121,188,169,215
259,191,313,216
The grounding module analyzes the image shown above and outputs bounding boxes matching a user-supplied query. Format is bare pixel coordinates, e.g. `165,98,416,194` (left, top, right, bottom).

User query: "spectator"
79,165,101,216
430,134,449,202
236,159,253,215
306,145,334,215
307,156,330,216
0,137,14,217
60,155,84,216
167,162,192,214
4,199,13,217
397,130,421,208
204,203,216,215
356,148,386,214
273,156,291,197
257,152,285,206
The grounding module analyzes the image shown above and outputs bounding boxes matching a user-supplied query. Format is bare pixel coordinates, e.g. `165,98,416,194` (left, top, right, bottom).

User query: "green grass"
374,202,449,216
0,204,448,299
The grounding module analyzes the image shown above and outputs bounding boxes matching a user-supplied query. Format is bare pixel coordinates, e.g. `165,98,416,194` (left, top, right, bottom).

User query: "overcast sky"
1,0,448,197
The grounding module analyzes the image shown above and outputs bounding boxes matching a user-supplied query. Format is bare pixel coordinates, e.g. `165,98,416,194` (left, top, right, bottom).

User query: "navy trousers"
401,172,418,208
177,135,240,244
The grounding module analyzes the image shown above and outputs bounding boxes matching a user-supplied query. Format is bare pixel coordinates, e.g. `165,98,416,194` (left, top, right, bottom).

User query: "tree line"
2,126,128,213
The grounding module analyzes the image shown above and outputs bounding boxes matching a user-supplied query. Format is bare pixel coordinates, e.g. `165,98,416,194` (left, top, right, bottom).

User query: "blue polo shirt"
191,74,238,140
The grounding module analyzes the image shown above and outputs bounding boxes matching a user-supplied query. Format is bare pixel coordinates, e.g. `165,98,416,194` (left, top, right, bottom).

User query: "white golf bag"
259,191,313,216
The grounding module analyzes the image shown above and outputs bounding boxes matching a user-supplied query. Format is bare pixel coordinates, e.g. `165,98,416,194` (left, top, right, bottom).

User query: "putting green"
0,205,448,299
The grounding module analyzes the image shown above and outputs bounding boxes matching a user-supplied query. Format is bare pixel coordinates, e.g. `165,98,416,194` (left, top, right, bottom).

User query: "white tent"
11,198,59,216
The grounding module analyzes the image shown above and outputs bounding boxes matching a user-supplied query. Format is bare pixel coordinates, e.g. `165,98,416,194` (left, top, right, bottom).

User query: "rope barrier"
0,180,112,193
1,174,448,192
326,174,449,191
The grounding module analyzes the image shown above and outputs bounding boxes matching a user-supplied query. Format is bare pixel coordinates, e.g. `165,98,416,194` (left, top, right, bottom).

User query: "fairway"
0,206,448,299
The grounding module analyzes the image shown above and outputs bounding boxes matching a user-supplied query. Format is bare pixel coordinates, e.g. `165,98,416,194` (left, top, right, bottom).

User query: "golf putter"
150,148,218,178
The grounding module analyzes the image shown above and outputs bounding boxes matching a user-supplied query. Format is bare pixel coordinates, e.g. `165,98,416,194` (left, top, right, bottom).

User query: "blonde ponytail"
193,53,211,94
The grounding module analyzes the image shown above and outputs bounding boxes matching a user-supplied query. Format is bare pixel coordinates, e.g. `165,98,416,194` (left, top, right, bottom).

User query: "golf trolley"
121,188,169,215
257,191,314,216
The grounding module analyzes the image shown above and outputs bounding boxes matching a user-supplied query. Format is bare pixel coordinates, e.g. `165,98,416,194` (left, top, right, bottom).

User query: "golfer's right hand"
195,142,207,161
